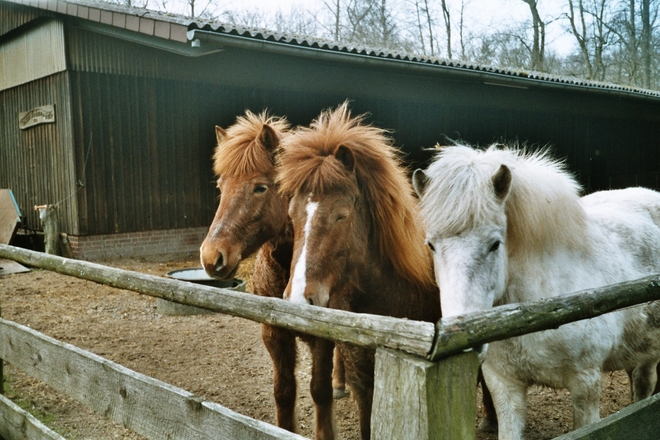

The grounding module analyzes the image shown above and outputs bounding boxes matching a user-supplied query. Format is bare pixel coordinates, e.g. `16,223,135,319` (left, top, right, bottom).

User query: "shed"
1,0,659,258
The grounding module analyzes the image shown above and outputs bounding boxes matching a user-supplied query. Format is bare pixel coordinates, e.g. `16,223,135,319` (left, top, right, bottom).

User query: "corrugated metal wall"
0,1,49,36
69,72,216,235
0,72,79,234
0,19,67,91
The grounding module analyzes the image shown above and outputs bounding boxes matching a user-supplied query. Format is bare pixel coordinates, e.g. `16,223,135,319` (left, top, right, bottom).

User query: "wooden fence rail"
0,244,435,357
2,243,660,440
3,244,660,360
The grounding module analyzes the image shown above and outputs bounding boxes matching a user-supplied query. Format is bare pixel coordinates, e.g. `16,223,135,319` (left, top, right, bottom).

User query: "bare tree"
108,0,149,7
440,0,451,58
343,0,402,50
564,0,610,80
274,6,320,36
184,0,217,18
412,0,436,56
520,0,546,70
458,0,470,60
220,8,268,28
346,0,375,43
603,0,660,87
641,0,652,87
322,0,343,41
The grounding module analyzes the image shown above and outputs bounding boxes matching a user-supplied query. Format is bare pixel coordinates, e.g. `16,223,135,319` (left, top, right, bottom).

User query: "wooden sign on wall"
19,105,55,130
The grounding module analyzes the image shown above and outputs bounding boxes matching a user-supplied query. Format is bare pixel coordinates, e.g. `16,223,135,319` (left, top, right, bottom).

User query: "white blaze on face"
288,198,318,304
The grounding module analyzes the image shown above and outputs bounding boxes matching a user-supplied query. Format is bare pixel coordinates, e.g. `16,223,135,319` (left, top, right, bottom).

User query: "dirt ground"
0,252,632,439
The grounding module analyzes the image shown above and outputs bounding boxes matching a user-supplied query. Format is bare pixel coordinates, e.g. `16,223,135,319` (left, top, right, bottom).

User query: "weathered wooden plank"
0,244,435,357
0,394,66,440
555,392,660,440
430,274,660,360
0,318,305,440
0,189,21,245
371,348,478,440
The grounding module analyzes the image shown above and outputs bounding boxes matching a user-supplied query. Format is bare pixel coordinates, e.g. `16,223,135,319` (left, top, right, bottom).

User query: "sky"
213,0,576,56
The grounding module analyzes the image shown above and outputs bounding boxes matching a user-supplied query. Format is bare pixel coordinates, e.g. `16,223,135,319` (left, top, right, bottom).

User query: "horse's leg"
631,361,659,402
309,337,335,440
262,323,297,432
477,367,498,433
339,344,373,440
482,360,526,440
568,369,601,429
626,368,634,398
332,347,349,399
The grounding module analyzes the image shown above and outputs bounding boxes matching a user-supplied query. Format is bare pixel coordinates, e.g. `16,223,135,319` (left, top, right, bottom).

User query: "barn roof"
4,0,660,101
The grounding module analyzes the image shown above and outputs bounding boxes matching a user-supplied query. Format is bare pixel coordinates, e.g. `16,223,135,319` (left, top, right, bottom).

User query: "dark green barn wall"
63,23,660,236
70,72,219,236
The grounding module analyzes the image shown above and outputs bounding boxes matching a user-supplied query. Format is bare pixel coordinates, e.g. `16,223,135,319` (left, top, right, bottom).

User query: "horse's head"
278,102,434,308
200,112,289,280
413,146,512,318
284,145,366,307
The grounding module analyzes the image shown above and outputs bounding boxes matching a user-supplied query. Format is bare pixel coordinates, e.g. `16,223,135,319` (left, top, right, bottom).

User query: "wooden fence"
1,243,660,439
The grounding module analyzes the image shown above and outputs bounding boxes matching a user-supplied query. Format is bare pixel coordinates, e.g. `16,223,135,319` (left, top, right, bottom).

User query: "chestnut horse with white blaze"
414,144,660,440
199,111,344,440
276,103,496,439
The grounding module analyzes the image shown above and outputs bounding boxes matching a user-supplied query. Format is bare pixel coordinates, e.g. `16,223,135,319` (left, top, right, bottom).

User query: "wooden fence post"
371,348,479,440
0,300,3,395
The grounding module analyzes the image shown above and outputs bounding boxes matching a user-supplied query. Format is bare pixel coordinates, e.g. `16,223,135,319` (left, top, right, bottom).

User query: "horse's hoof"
477,417,498,433
333,387,350,399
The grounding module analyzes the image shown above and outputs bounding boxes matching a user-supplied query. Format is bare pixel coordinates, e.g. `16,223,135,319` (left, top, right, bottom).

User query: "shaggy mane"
213,111,289,178
277,102,435,288
419,144,589,256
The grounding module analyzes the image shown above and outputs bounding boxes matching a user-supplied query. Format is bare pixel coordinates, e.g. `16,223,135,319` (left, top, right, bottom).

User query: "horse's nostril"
307,297,314,306
214,253,224,272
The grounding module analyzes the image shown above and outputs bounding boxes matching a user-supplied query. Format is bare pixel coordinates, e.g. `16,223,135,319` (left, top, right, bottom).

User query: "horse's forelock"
213,111,289,178
420,146,501,237
278,103,435,288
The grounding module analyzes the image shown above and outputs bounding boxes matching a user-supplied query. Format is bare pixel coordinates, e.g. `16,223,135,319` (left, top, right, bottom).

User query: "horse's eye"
426,240,436,253
254,184,268,194
489,240,501,253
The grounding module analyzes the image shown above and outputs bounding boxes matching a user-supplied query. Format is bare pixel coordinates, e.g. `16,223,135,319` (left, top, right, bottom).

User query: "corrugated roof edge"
5,0,660,100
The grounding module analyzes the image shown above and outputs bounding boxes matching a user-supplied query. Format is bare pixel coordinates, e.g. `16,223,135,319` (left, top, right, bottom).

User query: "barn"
1,0,659,259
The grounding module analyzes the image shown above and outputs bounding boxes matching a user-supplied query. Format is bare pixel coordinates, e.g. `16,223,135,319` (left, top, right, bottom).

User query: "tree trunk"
440,0,450,58
521,0,545,70
641,0,652,88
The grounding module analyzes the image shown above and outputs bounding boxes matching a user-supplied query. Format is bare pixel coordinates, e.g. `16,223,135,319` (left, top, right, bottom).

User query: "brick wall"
66,227,208,260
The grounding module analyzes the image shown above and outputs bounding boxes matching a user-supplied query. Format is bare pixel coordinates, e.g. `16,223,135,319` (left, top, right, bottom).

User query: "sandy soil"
0,253,632,439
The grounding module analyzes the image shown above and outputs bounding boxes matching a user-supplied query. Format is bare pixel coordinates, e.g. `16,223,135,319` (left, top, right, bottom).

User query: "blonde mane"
420,144,588,256
213,111,289,178
277,102,435,288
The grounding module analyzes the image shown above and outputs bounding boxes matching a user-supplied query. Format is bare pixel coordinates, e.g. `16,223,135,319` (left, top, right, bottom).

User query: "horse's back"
581,187,660,222
578,188,660,283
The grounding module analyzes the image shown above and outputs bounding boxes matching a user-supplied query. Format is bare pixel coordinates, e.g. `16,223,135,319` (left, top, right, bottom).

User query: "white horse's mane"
420,144,589,256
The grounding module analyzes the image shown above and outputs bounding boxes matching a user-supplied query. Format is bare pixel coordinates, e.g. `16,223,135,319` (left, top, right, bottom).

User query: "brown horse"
277,103,496,439
199,111,343,440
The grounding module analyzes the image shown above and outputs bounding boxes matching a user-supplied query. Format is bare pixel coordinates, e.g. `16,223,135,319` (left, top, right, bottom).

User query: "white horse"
413,144,660,440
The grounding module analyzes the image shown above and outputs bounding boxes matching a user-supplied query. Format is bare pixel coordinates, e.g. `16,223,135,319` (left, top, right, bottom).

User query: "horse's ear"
259,124,280,153
334,145,355,172
215,126,227,143
412,169,428,197
492,165,511,201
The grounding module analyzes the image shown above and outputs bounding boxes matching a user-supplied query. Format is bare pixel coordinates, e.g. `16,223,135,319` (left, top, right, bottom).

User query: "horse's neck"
353,250,440,323
253,221,293,299
270,220,294,272
502,245,590,305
